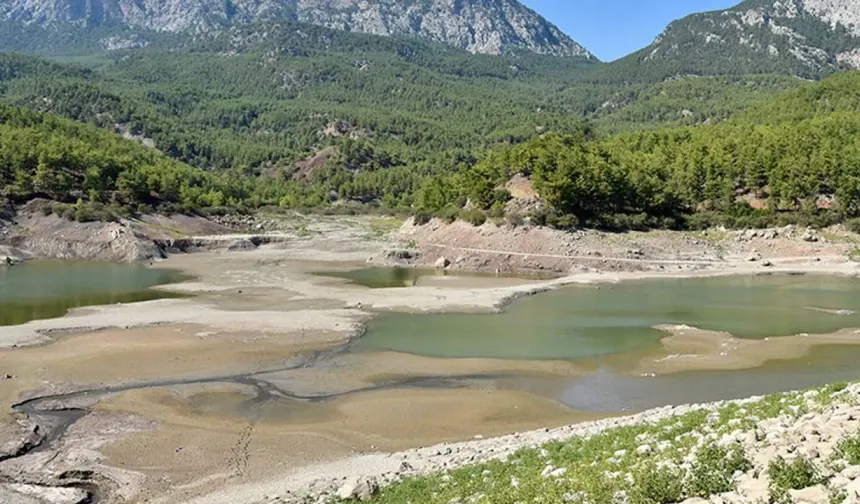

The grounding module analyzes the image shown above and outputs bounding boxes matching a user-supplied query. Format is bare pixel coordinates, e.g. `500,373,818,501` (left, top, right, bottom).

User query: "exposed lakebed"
0,261,189,326
6,263,860,504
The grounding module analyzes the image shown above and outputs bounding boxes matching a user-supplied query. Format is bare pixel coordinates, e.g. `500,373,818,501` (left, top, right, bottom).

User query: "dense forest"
0,103,292,220
415,72,860,230
3,70,858,230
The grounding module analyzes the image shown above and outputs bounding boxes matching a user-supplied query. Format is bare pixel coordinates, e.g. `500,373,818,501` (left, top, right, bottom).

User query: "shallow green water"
315,267,557,289
0,262,189,326
556,344,860,412
360,275,860,360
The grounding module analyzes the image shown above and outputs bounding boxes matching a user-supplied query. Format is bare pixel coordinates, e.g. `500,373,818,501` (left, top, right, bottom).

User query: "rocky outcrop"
0,0,592,57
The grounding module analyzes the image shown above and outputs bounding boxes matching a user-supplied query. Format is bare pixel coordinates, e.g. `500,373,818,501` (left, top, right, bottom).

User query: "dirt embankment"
392,218,857,275
0,200,278,263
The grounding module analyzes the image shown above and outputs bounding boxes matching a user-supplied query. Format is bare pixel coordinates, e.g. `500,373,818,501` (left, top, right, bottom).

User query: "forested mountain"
0,27,597,175
2,1,860,230
596,0,860,82
0,22,804,209
0,0,591,58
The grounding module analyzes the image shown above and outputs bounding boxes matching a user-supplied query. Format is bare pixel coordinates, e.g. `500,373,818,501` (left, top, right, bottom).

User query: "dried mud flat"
1,214,860,504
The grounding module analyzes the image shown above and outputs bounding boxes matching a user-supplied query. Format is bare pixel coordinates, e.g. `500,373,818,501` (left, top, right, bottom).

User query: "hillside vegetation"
0,40,802,212
2,43,857,231
417,72,860,230
0,103,290,220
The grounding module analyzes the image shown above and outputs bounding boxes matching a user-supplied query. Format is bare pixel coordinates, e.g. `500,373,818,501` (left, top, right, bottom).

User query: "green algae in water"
0,261,190,326
360,275,860,360
316,267,427,288
316,267,558,289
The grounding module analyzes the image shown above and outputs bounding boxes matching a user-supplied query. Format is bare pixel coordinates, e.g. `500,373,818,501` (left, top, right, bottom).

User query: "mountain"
0,0,592,58
595,0,860,82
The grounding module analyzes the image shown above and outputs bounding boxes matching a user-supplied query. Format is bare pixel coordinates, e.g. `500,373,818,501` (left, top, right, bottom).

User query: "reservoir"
359,274,860,360
0,261,188,326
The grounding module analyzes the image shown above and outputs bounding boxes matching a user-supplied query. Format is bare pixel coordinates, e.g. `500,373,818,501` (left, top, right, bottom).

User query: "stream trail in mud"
6,339,514,501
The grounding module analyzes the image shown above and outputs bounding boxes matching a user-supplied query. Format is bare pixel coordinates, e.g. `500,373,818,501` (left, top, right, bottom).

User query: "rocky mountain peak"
0,0,593,58
622,0,860,79
292,0,592,57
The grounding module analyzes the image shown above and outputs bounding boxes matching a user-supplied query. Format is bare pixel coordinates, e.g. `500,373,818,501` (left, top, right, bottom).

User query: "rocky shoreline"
239,382,860,504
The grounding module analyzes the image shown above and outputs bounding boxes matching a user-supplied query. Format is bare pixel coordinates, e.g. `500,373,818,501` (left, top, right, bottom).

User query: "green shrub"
768,456,821,502
630,463,684,504
837,433,860,465
47,202,76,221
491,189,512,206
74,201,117,223
527,208,550,227
686,444,752,497
487,202,506,220
546,212,579,230
506,212,524,227
846,218,860,235
413,210,432,226
435,204,461,224
459,209,487,226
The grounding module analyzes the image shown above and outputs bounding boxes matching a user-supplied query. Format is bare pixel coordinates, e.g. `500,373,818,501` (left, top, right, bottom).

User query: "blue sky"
521,0,741,61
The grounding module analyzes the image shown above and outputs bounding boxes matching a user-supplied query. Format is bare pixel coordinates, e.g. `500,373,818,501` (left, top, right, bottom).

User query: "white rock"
789,484,828,503
842,465,860,480
846,477,860,497
549,467,567,478
336,477,377,501
635,444,653,456
434,257,450,269
802,229,819,242
4,484,89,504
736,476,769,501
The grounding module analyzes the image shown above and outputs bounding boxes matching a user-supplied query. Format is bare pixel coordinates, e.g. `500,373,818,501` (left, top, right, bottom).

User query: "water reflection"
0,261,189,325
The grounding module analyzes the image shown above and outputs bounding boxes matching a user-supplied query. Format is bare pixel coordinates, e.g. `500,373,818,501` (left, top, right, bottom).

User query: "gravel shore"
210,382,860,504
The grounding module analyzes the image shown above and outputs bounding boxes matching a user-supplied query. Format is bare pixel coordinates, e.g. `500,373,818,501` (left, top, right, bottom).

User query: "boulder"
802,229,819,242
747,250,762,262
336,477,378,501
635,444,653,456
0,484,89,504
789,484,828,503
434,257,450,269
227,239,258,251
842,465,860,480
846,477,860,498
383,249,416,261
